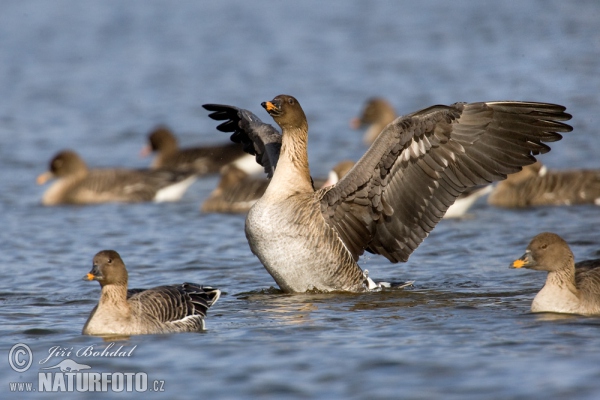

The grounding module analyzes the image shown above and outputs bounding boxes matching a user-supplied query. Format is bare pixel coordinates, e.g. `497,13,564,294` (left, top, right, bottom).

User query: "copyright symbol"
9,343,33,372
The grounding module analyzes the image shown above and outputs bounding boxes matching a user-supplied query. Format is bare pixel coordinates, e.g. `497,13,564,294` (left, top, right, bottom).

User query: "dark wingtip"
202,104,222,112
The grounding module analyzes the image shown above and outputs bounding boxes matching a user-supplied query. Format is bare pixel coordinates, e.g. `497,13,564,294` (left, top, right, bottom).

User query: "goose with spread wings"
203,95,572,293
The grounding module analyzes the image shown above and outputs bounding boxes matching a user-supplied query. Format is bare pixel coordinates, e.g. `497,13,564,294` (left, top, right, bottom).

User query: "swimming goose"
203,95,572,293
488,161,600,208
37,150,197,205
201,163,269,213
141,125,249,174
510,232,600,315
350,97,397,145
83,250,221,336
201,160,346,214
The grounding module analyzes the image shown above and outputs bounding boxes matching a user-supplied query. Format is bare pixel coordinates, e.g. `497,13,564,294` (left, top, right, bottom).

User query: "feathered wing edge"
203,104,282,178
320,101,573,264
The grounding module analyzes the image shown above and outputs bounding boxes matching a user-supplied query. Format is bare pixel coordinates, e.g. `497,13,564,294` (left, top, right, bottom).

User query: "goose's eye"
540,244,547,250
107,258,112,264
288,98,294,105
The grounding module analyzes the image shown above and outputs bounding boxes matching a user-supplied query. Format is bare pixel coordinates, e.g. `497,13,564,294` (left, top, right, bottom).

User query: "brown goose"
141,125,248,174
350,97,397,145
510,232,600,315
201,163,269,214
83,250,220,336
203,95,572,293
488,161,600,208
37,150,197,205
201,160,348,214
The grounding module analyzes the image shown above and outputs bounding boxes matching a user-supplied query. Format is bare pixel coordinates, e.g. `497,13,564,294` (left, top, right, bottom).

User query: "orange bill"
139,144,152,158
264,101,277,112
36,171,53,185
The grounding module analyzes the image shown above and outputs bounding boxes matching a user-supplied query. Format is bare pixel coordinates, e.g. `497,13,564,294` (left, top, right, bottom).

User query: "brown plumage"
511,232,600,315
37,150,197,205
320,160,491,217
83,250,220,336
201,163,269,213
488,161,600,208
143,125,248,174
204,95,572,293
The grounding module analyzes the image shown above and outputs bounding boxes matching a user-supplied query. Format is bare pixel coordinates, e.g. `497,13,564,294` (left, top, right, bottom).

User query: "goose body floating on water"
488,161,600,208
141,125,249,174
83,250,220,336
204,95,572,293
511,232,600,315
37,150,197,205
201,163,270,214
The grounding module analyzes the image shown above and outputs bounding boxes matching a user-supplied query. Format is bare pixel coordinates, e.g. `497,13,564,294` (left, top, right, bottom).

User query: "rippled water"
1,1,600,398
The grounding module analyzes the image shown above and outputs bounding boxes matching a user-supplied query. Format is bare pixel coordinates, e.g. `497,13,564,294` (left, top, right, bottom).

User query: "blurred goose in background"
141,125,250,174
83,250,220,336
201,159,350,214
201,162,268,214
510,232,600,315
37,150,196,205
203,94,572,293
350,97,397,145
488,161,600,208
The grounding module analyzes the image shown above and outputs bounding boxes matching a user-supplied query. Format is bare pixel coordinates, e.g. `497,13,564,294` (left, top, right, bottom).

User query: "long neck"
266,126,314,196
98,283,131,314
544,257,578,296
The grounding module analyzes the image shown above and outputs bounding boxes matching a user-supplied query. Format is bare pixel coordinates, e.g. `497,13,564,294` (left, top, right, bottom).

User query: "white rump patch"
232,154,264,175
444,185,492,218
154,176,197,202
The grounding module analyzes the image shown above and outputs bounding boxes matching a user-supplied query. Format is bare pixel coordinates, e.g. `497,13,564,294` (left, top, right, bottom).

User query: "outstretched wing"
319,101,572,263
203,104,282,178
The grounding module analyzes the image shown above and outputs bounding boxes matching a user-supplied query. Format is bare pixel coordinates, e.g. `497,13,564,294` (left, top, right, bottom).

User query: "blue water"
1,1,600,398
